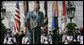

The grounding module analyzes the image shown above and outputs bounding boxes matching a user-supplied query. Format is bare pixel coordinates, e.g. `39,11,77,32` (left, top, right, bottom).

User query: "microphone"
31,15,36,20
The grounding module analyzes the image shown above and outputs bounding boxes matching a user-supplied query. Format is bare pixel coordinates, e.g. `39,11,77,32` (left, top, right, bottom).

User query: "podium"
25,21,43,44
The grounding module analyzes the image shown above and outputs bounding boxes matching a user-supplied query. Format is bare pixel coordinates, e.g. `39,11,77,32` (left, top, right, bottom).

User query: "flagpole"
23,1,29,16
56,1,59,43
23,1,29,33
26,1,29,16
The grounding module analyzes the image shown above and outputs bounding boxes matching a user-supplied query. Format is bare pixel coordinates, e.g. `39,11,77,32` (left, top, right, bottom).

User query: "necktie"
35,12,38,21
36,12,37,15
36,12,38,17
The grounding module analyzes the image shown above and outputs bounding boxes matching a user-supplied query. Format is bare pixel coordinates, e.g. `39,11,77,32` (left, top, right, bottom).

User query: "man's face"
34,5,39,12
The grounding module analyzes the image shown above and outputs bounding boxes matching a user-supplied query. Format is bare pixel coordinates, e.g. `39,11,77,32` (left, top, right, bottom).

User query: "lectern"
25,15,43,44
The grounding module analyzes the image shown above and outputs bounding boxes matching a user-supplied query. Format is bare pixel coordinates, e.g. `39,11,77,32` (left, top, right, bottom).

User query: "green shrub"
66,23,77,35
1,22,7,44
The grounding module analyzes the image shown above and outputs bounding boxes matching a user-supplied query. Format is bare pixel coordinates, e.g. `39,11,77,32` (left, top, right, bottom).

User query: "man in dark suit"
25,2,44,44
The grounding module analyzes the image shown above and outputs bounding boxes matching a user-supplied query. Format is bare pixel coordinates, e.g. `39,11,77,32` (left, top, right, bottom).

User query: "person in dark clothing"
52,30,57,44
14,33,19,44
73,29,79,44
18,31,25,44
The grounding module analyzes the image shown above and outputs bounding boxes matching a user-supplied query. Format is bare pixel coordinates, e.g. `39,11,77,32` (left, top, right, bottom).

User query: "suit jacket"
25,11,44,24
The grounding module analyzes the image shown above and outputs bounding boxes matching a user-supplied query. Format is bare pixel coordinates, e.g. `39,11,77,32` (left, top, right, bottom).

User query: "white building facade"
2,1,83,34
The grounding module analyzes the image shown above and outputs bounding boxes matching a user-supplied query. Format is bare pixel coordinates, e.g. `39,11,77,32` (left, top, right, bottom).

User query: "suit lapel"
38,11,40,16
33,11,35,15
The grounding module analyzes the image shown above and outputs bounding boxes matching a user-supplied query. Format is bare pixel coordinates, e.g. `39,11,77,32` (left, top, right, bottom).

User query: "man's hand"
25,22,30,26
37,22,43,27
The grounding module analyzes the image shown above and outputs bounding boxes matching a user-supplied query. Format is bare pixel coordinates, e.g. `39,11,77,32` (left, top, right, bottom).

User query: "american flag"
13,1,20,36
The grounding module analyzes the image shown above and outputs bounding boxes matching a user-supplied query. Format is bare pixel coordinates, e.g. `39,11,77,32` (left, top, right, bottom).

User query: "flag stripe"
15,8,19,11
15,10,20,14
15,14,20,19
16,23,20,31
14,24,16,32
15,23,18,33
15,12,19,16
14,18,20,23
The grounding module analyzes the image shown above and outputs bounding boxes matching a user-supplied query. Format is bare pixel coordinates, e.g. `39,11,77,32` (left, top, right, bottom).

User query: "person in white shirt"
48,31,53,44
41,34,44,44
77,31,83,44
62,31,68,44
77,35,83,44
3,33,16,44
62,30,73,44
67,34,73,44
22,34,29,44
41,32,49,44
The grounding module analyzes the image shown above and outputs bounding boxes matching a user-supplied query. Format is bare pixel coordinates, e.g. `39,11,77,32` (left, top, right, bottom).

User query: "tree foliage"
66,23,77,35
1,22,7,44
